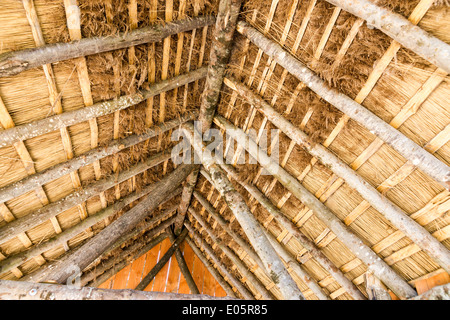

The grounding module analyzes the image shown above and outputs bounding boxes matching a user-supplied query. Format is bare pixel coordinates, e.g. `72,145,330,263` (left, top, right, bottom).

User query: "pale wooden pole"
0,113,197,204
219,163,366,300
182,122,305,300
185,222,255,300
0,67,206,149
135,229,188,291
166,227,200,294
174,0,243,234
235,21,449,190
185,237,237,298
185,218,272,300
0,16,214,77
0,149,173,245
214,115,417,299
324,0,450,73
225,77,450,274
0,280,238,300
32,164,196,284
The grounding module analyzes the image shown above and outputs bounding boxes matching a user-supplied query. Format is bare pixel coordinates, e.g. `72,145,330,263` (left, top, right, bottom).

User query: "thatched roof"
0,0,449,300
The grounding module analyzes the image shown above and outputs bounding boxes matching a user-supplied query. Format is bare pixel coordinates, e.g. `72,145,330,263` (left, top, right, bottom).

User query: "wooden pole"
185,237,237,298
192,190,267,274
182,122,304,300
409,283,450,300
214,115,417,299
261,227,330,300
184,220,260,300
0,190,179,276
219,163,366,300
324,0,450,73
81,233,168,287
0,67,206,149
0,16,214,77
174,0,243,235
166,227,200,294
135,229,188,291
235,21,450,190
0,280,238,300
225,77,450,275
0,113,197,204
34,164,196,284
0,149,173,245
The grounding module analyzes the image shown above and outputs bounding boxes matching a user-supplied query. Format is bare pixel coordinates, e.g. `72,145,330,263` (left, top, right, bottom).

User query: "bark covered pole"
219,162,366,300
214,115,417,299
34,164,196,284
182,122,305,300
135,229,188,291
236,21,450,190
324,0,450,73
166,227,200,294
185,218,270,300
0,67,206,149
185,237,237,298
224,77,450,274
174,0,243,234
0,16,215,77
0,113,197,204
0,280,238,300
185,222,255,300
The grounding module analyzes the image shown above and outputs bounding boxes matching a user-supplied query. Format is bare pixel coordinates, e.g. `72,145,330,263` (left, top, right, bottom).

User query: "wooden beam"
174,167,200,234
324,0,450,73
25,164,196,284
0,16,214,77
182,122,304,300
166,227,200,294
0,149,173,245
224,77,450,275
185,219,270,299
214,115,417,299
0,279,237,300
135,229,188,291
0,67,206,149
219,163,366,300
235,21,450,190
185,236,236,298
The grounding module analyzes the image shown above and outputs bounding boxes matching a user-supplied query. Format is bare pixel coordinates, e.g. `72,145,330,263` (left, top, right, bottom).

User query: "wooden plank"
112,265,131,289
126,254,147,289
165,244,182,293
143,243,162,291
416,272,449,294
151,238,173,293
192,254,205,294
178,242,195,294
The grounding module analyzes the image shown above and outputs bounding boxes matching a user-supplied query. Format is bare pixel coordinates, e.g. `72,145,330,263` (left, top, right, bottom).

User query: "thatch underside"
0,0,449,300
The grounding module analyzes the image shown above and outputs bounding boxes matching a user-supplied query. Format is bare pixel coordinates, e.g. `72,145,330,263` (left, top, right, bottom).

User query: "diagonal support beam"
324,0,450,73
235,21,450,190
182,122,304,300
0,16,215,77
174,0,243,234
28,164,196,284
214,115,417,299
224,77,450,275
166,227,200,294
135,228,188,291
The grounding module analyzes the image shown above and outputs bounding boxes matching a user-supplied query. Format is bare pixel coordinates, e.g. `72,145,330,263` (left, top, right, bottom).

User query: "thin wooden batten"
214,115,417,299
235,21,450,190
224,77,450,274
